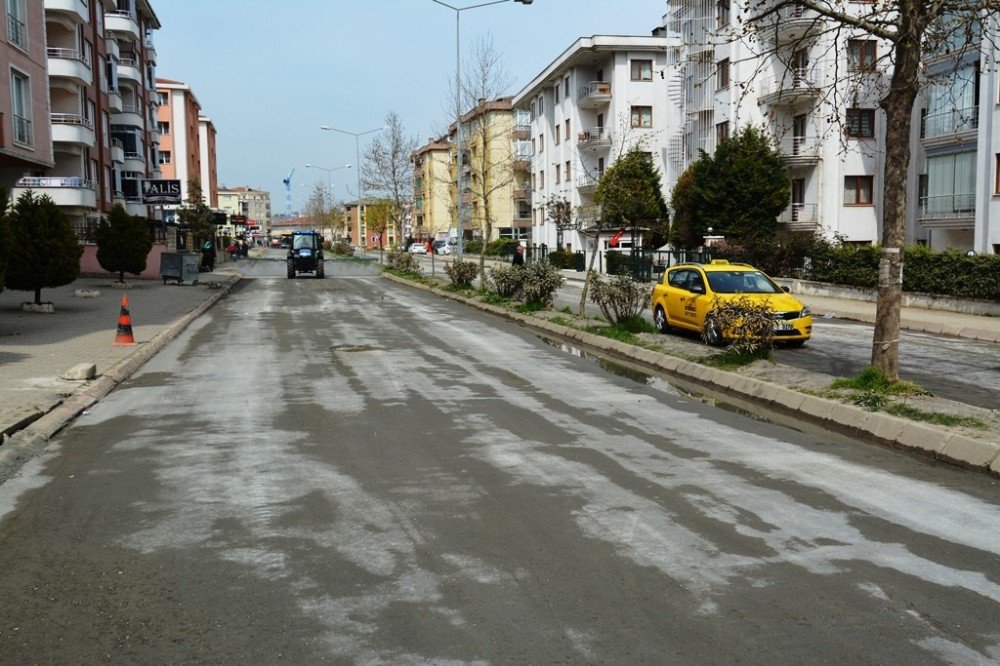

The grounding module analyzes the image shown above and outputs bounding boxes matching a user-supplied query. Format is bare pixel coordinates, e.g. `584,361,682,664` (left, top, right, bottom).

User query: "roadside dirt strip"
382,273,1000,477
0,275,243,485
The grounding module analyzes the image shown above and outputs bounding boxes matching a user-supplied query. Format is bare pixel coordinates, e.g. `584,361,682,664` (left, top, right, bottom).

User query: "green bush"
329,241,354,256
464,239,483,254
588,271,648,324
547,250,576,269
444,260,478,287
484,238,517,256
704,295,776,354
488,264,525,297
520,261,564,306
386,250,421,274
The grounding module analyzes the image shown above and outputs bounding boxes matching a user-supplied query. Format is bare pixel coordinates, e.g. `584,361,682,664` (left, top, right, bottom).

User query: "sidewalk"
0,271,239,440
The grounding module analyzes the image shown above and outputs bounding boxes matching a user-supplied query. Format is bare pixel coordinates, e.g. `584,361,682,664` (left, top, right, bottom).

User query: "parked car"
409,242,428,255
433,240,453,255
650,259,812,347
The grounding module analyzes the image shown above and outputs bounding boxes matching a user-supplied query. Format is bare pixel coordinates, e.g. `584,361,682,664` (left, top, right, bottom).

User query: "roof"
512,35,668,106
448,96,513,133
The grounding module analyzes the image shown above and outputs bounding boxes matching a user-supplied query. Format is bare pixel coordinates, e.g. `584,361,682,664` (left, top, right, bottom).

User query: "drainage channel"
536,334,870,448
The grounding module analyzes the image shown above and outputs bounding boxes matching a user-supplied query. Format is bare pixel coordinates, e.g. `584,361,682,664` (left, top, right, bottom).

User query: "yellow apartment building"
411,137,453,241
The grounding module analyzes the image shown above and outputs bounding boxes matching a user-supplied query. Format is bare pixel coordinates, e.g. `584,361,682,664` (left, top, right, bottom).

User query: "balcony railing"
112,137,124,149
51,113,94,129
576,172,602,190
12,114,32,146
119,57,139,68
757,67,820,101
780,135,821,160
921,106,978,139
7,14,26,49
17,176,94,189
578,81,612,104
118,102,143,114
779,203,819,225
577,126,611,146
919,193,975,218
47,47,91,65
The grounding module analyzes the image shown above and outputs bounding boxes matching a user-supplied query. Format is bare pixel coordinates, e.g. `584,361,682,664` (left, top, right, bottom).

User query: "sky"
153,0,667,212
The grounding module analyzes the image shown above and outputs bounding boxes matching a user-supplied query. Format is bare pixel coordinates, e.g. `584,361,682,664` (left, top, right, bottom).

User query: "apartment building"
512,36,673,252
198,114,217,207
217,185,270,231
9,0,160,238
411,137,453,241
0,0,54,190
343,198,399,249
914,17,999,253
448,96,521,243
155,78,203,203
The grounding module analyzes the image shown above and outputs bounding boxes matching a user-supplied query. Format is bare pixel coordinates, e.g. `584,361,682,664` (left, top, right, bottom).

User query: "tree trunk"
871,22,921,381
119,270,125,283
34,287,42,305
578,234,601,316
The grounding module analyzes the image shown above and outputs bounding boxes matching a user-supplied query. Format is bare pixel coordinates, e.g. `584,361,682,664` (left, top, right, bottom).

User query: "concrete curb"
382,272,1000,476
0,274,243,485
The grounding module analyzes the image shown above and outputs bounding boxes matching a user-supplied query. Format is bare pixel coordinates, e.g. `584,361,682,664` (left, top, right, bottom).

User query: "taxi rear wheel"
653,306,671,333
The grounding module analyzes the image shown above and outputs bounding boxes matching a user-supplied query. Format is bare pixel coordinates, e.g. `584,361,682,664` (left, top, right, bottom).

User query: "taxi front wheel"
703,319,725,347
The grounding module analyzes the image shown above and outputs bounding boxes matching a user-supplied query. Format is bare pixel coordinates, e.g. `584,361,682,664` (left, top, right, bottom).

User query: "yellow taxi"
650,260,812,346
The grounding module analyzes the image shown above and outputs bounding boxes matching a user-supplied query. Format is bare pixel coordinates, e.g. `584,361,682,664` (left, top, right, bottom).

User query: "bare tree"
362,111,417,248
732,0,998,379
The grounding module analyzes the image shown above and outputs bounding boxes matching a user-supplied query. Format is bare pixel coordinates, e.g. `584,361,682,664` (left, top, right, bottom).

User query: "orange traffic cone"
114,295,136,345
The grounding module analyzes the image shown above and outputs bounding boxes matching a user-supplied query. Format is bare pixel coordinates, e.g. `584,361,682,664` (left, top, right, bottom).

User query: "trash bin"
159,252,201,285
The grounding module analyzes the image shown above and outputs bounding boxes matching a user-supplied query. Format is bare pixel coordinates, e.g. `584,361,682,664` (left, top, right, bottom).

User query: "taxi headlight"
800,306,811,318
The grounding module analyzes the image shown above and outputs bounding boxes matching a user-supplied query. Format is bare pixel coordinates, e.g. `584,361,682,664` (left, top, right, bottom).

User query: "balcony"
576,172,602,193
144,39,157,61
921,106,978,146
780,136,821,166
112,103,144,127
577,81,612,109
513,124,530,140
51,113,95,147
758,3,825,44
117,58,142,84
125,199,148,217
111,138,125,163
513,151,532,171
7,14,27,50
124,152,146,172
44,0,89,24
513,183,530,200
919,193,975,225
577,126,612,150
757,67,821,106
113,190,126,206
47,48,92,86
14,176,97,209
778,203,819,231
105,38,120,59
514,207,531,223
107,89,123,112
105,10,140,41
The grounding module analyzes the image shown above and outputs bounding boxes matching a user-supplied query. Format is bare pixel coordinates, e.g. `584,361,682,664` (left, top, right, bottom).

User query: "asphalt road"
1,259,998,663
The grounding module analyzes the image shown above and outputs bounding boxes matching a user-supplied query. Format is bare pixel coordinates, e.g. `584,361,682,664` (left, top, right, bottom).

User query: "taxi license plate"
775,322,794,331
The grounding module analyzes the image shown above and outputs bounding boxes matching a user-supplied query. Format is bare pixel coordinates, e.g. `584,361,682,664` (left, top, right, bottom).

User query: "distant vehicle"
650,259,812,347
287,230,324,278
409,243,428,255
433,240,453,255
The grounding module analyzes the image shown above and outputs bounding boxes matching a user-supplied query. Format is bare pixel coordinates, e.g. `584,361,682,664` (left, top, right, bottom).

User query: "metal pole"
356,135,363,252
455,10,463,260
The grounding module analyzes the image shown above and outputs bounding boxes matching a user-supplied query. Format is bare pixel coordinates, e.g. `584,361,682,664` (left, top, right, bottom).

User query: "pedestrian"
512,244,525,266
426,238,434,254
202,240,216,272
240,240,249,258
227,240,238,261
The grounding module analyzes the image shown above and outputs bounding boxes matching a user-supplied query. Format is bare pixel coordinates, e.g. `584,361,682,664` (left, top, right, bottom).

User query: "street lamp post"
320,125,385,249
305,163,351,240
430,0,533,261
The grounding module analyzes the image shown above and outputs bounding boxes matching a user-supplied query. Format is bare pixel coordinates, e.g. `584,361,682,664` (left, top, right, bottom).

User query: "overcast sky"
154,0,666,210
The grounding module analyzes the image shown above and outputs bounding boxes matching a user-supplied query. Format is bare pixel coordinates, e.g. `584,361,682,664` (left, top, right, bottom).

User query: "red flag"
609,229,624,247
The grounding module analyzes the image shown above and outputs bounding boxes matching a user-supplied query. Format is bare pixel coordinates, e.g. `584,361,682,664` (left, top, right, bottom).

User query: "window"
716,0,730,26
848,40,877,71
717,59,730,89
555,125,560,144
843,176,874,205
156,91,168,105
7,0,27,49
538,171,545,189
10,68,31,146
555,164,560,183
564,77,570,97
630,105,652,128
926,152,976,215
554,83,559,103
846,108,875,138
159,150,171,164
565,160,571,182
539,134,544,152
996,154,1000,195
631,59,653,81
565,119,570,140
537,94,544,114
716,121,729,144
157,121,169,135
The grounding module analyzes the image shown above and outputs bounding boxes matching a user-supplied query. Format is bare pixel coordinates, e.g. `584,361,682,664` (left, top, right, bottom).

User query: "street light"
320,125,385,247
430,0,533,260
305,163,351,240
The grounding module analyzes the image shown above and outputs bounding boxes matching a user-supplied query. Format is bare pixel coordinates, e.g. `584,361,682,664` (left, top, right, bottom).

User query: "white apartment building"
11,0,160,236
512,35,676,252
666,1,998,254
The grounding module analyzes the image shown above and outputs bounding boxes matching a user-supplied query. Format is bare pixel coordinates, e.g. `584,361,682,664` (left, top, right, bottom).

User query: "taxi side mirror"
781,286,790,293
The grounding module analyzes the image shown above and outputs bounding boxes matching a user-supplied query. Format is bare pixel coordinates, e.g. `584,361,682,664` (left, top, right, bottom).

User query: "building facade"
0,0,54,190
217,185,270,236
10,0,161,238
155,77,202,203
198,114,217,207
411,137,454,241
512,36,673,252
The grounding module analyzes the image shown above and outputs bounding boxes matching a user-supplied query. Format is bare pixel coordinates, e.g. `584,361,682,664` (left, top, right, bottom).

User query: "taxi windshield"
707,270,781,294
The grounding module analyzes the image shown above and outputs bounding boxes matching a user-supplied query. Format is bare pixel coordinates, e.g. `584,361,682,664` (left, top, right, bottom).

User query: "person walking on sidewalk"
202,240,216,272
512,244,525,266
